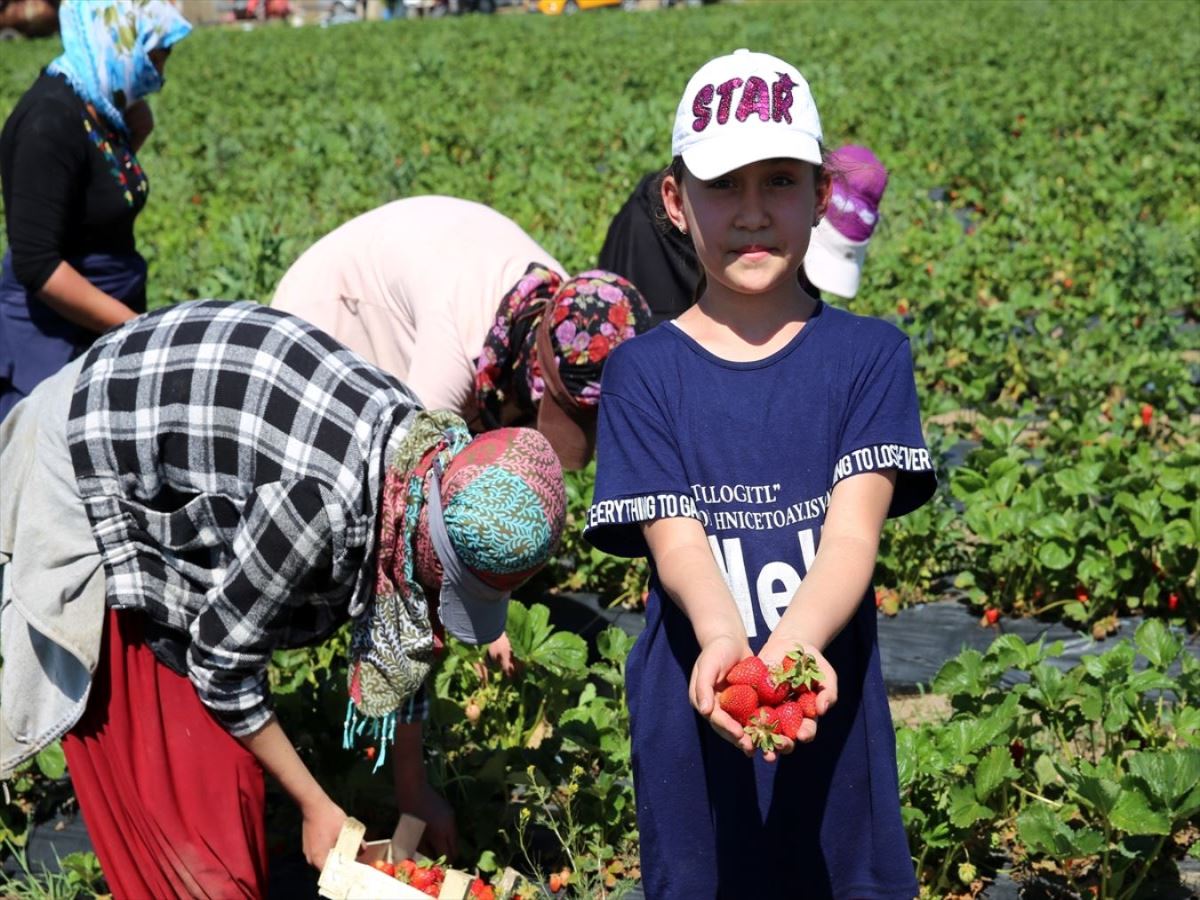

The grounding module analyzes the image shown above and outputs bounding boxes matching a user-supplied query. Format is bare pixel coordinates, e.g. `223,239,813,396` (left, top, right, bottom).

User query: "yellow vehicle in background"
530,0,626,14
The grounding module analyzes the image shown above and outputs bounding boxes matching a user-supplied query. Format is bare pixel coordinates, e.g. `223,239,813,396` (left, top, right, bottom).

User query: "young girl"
584,50,935,899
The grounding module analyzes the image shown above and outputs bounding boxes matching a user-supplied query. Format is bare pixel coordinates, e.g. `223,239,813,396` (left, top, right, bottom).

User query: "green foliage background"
1,1,1199,894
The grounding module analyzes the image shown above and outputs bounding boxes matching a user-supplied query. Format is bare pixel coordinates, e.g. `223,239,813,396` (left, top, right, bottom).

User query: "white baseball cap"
671,49,823,180
804,217,869,299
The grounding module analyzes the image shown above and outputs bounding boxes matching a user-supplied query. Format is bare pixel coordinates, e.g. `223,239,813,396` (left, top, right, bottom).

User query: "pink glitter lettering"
691,84,714,132
772,73,796,124
736,76,771,122
714,78,743,125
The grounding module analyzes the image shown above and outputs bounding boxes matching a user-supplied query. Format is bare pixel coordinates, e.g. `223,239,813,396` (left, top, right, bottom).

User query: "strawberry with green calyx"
717,684,759,726
779,648,823,694
744,707,783,752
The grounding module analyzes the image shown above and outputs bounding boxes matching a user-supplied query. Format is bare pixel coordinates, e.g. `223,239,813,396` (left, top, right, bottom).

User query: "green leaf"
1135,619,1181,670
1110,787,1171,836
1017,803,1075,855
34,742,66,780
974,745,1016,803
948,783,992,828
528,631,588,673
1037,540,1075,570
596,626,634,664
1126,749,1200,817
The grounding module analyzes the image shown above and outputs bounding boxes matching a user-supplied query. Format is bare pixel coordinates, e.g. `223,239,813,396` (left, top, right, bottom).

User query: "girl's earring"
679,224,688,235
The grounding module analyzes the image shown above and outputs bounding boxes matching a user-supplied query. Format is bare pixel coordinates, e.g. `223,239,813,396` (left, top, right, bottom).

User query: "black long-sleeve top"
0,71,148,293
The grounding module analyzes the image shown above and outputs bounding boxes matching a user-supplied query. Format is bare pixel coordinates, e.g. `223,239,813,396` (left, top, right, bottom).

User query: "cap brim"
537,394,595,471
439,581,510,645
681,130,822,181
804,218,867,299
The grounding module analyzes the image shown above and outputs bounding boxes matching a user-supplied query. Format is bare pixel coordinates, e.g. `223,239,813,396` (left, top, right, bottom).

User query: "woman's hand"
485,631,520,678
301,795,347,870
690,632,754,755
759,637,838,746
396,781,458,861
124,100,154,153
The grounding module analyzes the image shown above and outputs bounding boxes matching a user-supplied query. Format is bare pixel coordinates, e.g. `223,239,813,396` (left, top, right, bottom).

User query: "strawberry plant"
900,621,1200,896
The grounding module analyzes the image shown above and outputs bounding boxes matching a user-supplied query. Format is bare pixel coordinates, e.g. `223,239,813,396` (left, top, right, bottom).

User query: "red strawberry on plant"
1075,585,1089,604
1140,403,1153,427
718,684,759,726
1168,593,1180,612
984,608,1001,625
1009,738,1026,767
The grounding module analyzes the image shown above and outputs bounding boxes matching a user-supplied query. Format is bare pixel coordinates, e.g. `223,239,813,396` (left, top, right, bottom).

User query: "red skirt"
62,608,269,899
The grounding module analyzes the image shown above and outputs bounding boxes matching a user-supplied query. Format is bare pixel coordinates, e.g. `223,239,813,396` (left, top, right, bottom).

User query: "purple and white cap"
805,145,889,299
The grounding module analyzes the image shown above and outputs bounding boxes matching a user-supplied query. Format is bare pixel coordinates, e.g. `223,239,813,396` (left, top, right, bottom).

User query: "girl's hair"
656,154,835,302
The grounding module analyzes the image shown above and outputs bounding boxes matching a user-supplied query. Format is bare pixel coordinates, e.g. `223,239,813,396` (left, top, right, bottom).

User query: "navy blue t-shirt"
584,303,934,900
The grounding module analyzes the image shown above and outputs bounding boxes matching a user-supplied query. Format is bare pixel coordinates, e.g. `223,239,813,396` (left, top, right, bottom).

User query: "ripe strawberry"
726,656,768,687
397,858,418,879
795,690,819,720
718,684,759,726
744,707,783,751
364,745,376,762
411,866,441,891
1009,738,1026,767
727,655,791,705
549,872,564,893
470,878,495,899
1140,403,1153,427
1168,593,1180,612
775,701,806,739
1075,585,1089,604
984,607,1001,625
371,859,396,877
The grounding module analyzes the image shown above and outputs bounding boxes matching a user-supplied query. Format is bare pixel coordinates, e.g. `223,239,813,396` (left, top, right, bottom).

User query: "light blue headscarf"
47,0,192,135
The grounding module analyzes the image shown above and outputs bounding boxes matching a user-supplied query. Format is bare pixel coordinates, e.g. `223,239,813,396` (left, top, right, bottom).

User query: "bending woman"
0,0,192,421
270,195,652,471
0,300,566,896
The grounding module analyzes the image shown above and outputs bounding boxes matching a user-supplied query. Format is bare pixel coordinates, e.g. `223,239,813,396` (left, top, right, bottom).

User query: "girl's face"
664,158,820,300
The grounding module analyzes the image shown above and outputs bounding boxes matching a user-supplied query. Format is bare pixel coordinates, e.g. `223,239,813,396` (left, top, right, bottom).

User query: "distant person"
0,301,566,893
597,144,888,326
0,0,191,422
271,196,652,472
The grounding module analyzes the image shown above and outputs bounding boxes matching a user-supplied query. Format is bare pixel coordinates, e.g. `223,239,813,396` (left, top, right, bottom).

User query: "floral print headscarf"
474,265,651,428
48,0,192,134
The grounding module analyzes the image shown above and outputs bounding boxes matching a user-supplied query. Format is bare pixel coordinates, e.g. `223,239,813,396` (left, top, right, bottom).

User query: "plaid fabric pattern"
67,300,420,736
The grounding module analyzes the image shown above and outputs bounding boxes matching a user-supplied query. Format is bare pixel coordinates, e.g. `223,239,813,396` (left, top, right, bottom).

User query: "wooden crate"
318,815,504,900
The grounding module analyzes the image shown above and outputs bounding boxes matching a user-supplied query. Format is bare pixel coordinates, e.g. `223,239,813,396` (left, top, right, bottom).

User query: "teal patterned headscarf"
47,0,192,134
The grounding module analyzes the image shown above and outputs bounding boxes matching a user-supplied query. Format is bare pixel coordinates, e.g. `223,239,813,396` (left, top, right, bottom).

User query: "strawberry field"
1,1,1198,897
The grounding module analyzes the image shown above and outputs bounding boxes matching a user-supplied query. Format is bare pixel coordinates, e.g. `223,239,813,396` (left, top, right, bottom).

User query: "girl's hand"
759,638,838,746
301,796,347,870
690,633,755,755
